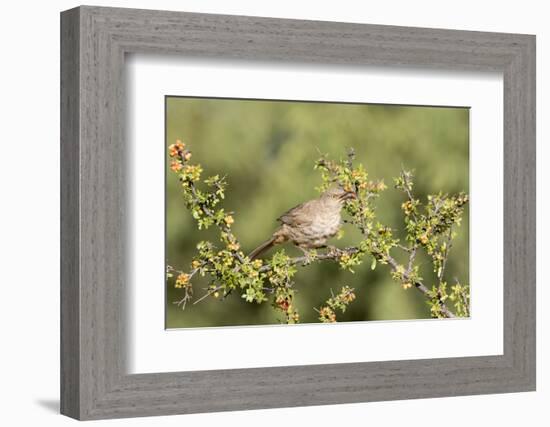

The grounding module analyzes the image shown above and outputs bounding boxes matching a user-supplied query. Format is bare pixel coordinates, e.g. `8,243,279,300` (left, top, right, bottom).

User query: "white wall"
0,0,546,425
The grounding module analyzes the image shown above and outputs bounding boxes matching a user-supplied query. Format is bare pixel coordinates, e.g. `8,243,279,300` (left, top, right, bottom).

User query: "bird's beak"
340,191,357,201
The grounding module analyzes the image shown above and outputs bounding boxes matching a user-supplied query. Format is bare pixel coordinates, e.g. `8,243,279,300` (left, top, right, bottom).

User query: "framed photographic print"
163,96,470,328
61,5,536,420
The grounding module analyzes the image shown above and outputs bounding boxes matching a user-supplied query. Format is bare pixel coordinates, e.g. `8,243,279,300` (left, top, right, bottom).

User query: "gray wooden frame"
60,5,536,420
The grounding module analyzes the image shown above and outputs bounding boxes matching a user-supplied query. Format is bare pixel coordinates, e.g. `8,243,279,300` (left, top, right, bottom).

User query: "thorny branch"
167,141,469,321
268,246,456,318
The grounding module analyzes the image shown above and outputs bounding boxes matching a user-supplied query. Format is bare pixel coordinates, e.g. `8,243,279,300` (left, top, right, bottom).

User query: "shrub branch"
167,141,469,322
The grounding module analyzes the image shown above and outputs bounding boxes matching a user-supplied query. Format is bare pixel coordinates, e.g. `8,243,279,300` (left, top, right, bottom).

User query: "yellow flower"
227,242,240,251
224,215,234,225
175,273,190,288
319,307,336,323
191,260,201,269
343,292,356,303
401,200,414,215
401,282,413,290
183,164,202,181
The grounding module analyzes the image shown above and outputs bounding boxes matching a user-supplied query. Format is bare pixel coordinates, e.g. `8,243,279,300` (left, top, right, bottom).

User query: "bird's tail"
248,237,276,260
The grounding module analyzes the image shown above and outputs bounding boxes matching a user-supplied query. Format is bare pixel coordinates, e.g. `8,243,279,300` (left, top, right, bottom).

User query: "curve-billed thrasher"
248,187,356,259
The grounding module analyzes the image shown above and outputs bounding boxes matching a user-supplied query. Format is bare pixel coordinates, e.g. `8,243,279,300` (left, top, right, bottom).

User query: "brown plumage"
248,187,356,259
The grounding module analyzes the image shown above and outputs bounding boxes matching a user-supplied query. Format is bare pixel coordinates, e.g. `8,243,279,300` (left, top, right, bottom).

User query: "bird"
248,187,356,260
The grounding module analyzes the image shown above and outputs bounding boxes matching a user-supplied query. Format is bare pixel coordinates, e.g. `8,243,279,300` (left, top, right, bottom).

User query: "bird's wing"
277,200,315,226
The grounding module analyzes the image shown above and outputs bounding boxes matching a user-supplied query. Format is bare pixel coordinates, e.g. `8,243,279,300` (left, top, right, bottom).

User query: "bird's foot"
299,247,314,265
326,245,341,257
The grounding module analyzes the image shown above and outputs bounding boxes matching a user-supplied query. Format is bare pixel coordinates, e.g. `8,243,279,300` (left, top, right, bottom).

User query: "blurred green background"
165,97,469,328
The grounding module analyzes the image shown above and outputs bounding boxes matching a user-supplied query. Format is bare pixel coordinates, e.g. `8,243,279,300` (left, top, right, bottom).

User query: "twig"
166,264,187,276
406,245,418,276
453,276,470,317
438,227,453,281
187,181,246,264
171,267,200,310
385,252,456,318
193,285,223,305
257,247,359,273
460,290,470,317
400,167,419,223
173,283,193,310
174,293,192,310
345,147,356,168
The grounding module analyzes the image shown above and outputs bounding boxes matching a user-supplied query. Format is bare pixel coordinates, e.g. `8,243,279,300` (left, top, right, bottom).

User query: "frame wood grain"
60,5,536,420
